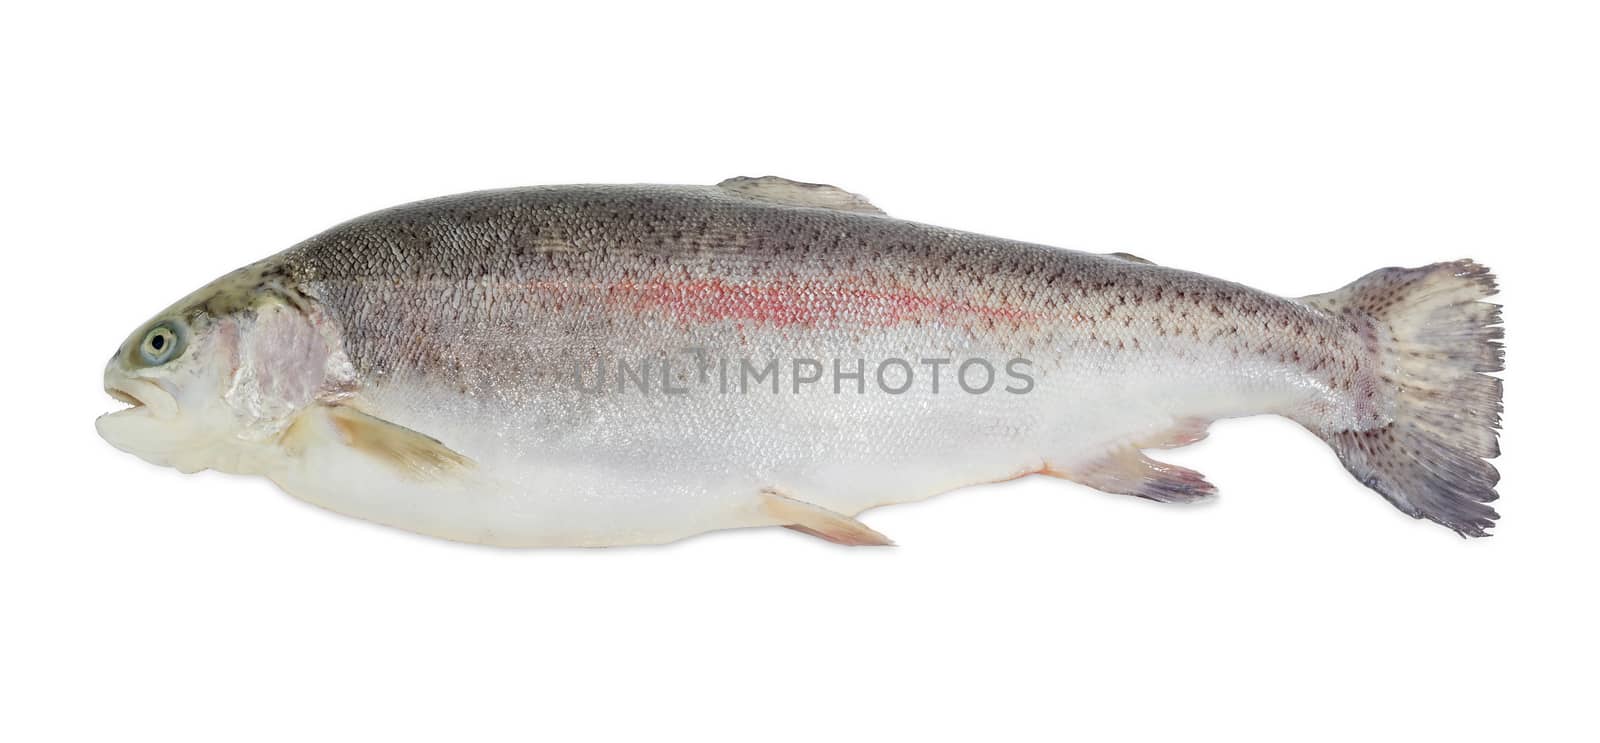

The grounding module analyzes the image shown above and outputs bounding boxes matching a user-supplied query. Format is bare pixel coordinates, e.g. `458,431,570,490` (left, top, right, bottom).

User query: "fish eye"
138,323,184,366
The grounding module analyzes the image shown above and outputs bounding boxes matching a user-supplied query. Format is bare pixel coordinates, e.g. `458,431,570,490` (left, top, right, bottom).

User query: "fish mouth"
106,387,143,409
100,377,177,420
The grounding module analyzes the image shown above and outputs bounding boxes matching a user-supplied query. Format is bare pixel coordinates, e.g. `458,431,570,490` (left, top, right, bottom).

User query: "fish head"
97,261,347,475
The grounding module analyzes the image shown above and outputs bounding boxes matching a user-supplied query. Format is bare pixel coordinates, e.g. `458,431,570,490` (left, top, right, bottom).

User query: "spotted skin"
97,180,1503,544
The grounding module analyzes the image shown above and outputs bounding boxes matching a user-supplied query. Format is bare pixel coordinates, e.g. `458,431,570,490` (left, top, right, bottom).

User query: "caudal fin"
1300,260,1504,537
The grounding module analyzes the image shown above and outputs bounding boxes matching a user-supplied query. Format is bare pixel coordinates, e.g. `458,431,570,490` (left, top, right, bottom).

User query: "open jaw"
106,387,143,411
100,378,176,420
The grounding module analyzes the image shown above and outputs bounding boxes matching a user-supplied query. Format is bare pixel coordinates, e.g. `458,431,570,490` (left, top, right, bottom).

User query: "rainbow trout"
97,177,1504,546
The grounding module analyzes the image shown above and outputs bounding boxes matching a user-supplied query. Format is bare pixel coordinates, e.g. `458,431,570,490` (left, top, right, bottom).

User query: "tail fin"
1300,260,1504,537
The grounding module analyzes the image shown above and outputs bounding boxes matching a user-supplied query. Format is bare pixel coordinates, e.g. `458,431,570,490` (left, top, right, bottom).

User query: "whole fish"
97,177,1504,546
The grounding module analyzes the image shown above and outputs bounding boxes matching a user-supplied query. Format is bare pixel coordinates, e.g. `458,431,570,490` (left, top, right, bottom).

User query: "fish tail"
1299,260,1505,536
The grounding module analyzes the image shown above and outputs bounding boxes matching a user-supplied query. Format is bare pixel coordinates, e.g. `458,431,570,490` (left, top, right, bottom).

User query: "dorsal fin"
716,176,885,215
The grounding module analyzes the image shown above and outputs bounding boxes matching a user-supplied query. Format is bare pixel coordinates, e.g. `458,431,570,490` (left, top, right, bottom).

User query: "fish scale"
97,176,1503,545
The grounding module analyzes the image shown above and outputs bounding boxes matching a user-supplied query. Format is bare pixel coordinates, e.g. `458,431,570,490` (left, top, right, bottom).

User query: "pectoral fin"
282,405,474,480
760,489,894,546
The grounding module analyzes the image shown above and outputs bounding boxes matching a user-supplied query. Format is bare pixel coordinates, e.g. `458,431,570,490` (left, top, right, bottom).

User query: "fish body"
97,177,1504,545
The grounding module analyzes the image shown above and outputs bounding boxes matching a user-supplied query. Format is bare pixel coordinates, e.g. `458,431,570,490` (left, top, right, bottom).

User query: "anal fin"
282,405,474,480
1054,449,1217,504
760,489,893,546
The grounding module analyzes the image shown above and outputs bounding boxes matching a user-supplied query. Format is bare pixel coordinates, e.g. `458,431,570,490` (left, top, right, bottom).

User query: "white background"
3,2,1596,741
